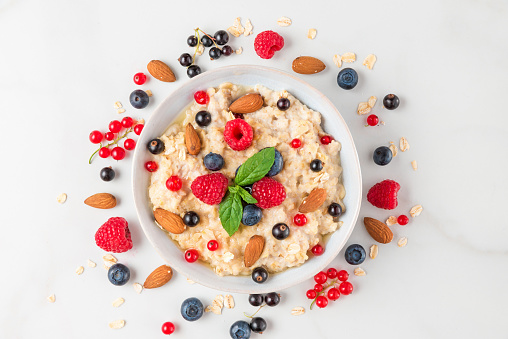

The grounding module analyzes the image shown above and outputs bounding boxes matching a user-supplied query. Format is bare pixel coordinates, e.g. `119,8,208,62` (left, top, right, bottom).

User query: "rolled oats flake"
222,252,234,263
113,101,122,109
213,295,224,309
103,254,117,263
56,193,67,204
76,266,84,275
291,306,305,316
357,102,371,115
210,305,222,315
108,320,125,329
235,47,243,55
354,267,366,276
228,17,244,37
117,108,126,114
400,137,410,152
386,216,398,226
244,19,253,36
333,54,342,68
112,298,124,308
47,294,56,303
397,237,408,247
389,142,398,157
87,259,96,268
307,28,317,39
133,283,143,294
196,44,205,56
145,90,153,97
277,16,292,27
363,54,377,70
368,96,377,108
369,244,378,259
225,295,235,309
410,205,423,217
411,160,418,171
341,52,356,63
288,243,301,254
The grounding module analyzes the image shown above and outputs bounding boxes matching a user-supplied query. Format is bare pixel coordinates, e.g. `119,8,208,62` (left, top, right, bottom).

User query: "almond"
143,265,173,289
153,208,185,234
229,93,263,114
84,193,116,209
244,235,265,267
292,56,326,74
147,60,176,82
185,123,201,155
364,217,393,244
298,188,327,213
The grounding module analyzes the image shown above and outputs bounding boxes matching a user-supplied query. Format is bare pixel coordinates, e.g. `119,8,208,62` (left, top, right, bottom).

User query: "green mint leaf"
235,147,275,186
237,186,258,204
219,191,243,237
228,185,239,194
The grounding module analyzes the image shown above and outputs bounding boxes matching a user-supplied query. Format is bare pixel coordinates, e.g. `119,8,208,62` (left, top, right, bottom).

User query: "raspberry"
95,217,133,253
191,173,229,205
254,30,284,59
367,179,400,210
252,177,286,209
223,119,253,151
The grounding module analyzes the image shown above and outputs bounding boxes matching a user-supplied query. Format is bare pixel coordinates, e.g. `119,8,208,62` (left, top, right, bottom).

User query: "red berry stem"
243,305,265,319
88,126,135,164
309,279,339,310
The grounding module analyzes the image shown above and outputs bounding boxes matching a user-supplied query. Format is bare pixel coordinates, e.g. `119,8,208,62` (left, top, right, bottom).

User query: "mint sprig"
235,147,275,186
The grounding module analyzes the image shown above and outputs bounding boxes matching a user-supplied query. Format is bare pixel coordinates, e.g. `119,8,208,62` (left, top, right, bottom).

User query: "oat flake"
389,142,398,157
87,259,96,268
225,294,235,309
291,307,305,316
47,294,56,303
368,96,377,108
112,298,124,308
341,52,356,63
363,54,377,70
400,137,410,152
113,101,122,109
133,283,143,294
76,266,84,275
369,245,378,259
56,193,67,204
117,108,125,114
333,54,342,68
228,17,244,37
386,216,398,226
213,295,224,309
357,102,371,115
410,205,423,217
411,160,418,171
196,44,204,56
307,28,317,39
103,254,117,263
235,47,243,55
397,237,408,247
354,267,366,276
109,320,125,329
244,19,253,36
145,90,153,97
277,16,292,27
288,243,301,254
223,252,234,263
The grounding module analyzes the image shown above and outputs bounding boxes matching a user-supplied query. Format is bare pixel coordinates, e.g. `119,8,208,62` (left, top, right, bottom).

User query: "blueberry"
187,65,201,78
345,244,366,265
250,317,267,334
337,68,358,90
252,267,268,284
214,30,229,45
383,94,400,110
187,35,198,47
195,111,211,127
327,203,343,217
264,292,280,306
373,146,393,166
181,297,204,321
248,294,264,306
209,47,222,60
230,320,251,339
267,148,283,176
201,35,213,47
310,159,323,172
272,223,289,240
179,53,193,67
277,98,290,111
100,167,115,182
183,211,200,227
108,263,130,286
242,205,262,226
203,152,224,171
130,89,149,109
222,45,233,56
147,138,165,155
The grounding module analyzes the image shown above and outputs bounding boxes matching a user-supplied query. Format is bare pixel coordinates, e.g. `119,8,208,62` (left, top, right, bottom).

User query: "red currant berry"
184,249,199,263
314,271,328,284
315,295,328,308
121,116,134,128
111,147,126,160
134,124,144,135
339,281,353,295
337,270,349,282
161,321,175,335
109,120,122,133
314,283,323,292
133,72,147,85
89,130,103,144
194,90,209,105
311,244,324,256
326,268,338,279
166,175,182,191
98,147,110,158
293,214,307,226
207,240,219,251
306,289,317,299
320,135,333,145
145,161,158,172
327,287,340,301
367,114,379,126
124,138,136,150
290,138,302,148
398,215,409,225
104,131,115,141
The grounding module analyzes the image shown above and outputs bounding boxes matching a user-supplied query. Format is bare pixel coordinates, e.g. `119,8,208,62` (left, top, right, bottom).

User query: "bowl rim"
132,64,362,293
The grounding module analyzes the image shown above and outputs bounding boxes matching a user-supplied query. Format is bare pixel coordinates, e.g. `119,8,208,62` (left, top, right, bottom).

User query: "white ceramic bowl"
132,65,362,294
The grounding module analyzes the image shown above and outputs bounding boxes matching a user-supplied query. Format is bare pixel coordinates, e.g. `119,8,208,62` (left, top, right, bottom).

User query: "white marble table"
1,0,507,338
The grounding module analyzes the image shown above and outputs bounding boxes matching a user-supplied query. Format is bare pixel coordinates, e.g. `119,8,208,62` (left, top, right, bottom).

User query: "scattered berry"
98,147,110,158
223,119,254,151
373,146,393,166
291,138,302,148
314,284,323,292
133,72,147,85
242,205,263,226
111,146,126,160
337,68,358,90
191,173,229,205
249,317,266,334
272,222,290,240
367,114,379,126
327,288,340,301
314,271,327,284
254,30,284,59
310,159,323,172
230,320,251,339
214,30,229,45
94,217,133,253
161,322,175,335
183,211,200,227
204,152,225,171
383,94,400,110
252,267,268,284
100,167,115,181
265,148,284,176
89,130,103,144
166,175,183,192
320,135,332,145
207,240,219,251
327,203,343,217
187,65,201,78
184,249,199,263
277,98,290,111
345,244,366,265
248,294,264,306
181,297,203,321
326,268,338,279
311,244,324,256
367,179,400,210
109,120,122,133
187,35,198,47
337,270,349,282
134,123,144,135
179,53,193,67
124,138,136,150
209,47,222,60
222,45,233,56
251,177,286,209
130,89,149,109
108,263,130,286
194,91,209,105
104,131,115,141
145,161,158,172
265,292,280,307
233,113,244,119
306,289,317,299
201,34,213,47
121,116,134,128
398,215,409,225
293,214,307,226
315,295,328,308
339,281,353,295
195,111,212,126
147,138,165,155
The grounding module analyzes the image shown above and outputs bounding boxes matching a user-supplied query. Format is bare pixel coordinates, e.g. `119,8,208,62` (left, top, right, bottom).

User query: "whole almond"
147,60,176,82
84,193,116,209
244,235,265,267
298,188,327,213
143,265,173,289
364,217,393,244
154,208,185,234
185,123,201,155
229,93,263,114
292,56,326,74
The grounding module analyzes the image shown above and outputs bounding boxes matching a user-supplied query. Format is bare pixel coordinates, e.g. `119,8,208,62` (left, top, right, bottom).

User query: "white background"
1,0,507,338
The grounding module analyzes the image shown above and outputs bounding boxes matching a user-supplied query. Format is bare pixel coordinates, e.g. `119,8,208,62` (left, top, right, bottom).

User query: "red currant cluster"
307,268,353,309
88,117,144,163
